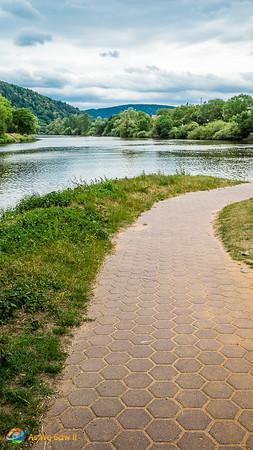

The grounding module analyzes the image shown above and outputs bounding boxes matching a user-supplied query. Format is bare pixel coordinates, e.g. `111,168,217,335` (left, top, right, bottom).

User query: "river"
1,135,253,210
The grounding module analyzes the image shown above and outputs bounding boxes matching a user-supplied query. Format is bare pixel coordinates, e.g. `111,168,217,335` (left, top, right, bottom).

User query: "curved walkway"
36,182,253,450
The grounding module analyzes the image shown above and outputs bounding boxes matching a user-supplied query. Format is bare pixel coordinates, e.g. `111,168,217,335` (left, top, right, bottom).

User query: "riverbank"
218,198,253,268
0,133,35,145
0,174,238,444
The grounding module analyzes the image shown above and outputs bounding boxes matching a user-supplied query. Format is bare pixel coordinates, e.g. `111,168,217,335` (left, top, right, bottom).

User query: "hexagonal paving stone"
233,318,253,328
121,389,152,407
153,329,175,340
232,391,253,408
118,408,151,429
221,345,246,358
105,352,130,365
91,398,123,417
149,366,178,381
224,358,251,373
173,346,199,358
194,329,217,339
96,380,126,397
80,359,106,372
126,358,154,372
48,398,69,417
196,340,221,351
203,382,233,399
178,432,215,450
200,366,228,381
151,341,175,351
148,381,179,398
85,418,120,442
174,359,202,373
128,345,154,358
101,365,129,380
177,409,211,430
68,388,98,406
210,422,245,444
198,352,224,365
60,407,93,428
176,390,208,408
113,430,150,450
238,410,253,431
206,399,239,419
228,374,253,389
124,373,153,388
173,335,198,345
176,374,205,389
74,373,102,388
151,352,177,365
109,340,133,352
147,399,180,418
146,419,182,442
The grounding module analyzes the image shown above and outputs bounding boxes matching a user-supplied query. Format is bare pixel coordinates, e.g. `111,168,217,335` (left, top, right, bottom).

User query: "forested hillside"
0,81,79,131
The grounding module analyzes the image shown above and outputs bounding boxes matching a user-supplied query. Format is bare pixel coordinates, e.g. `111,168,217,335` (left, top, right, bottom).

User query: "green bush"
213,122,241,140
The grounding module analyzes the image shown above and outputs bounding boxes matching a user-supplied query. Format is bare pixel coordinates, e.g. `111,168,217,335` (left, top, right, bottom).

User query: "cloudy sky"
0,0,253,109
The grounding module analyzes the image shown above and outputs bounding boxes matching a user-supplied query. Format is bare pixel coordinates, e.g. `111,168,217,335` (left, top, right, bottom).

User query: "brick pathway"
35,182,253,450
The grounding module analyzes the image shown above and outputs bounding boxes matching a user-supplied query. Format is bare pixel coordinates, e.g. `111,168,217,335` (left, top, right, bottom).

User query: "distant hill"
85,104,175,118
0,80,80,131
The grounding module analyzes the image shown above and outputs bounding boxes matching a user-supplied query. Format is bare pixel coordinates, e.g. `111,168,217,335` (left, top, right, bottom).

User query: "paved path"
36,183,253,450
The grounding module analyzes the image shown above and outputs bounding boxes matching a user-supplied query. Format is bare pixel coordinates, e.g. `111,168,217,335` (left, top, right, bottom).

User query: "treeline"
47,94,253,141
0,94,38,143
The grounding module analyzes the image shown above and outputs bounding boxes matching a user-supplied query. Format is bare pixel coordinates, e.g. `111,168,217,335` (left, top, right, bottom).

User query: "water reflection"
1,136,253,210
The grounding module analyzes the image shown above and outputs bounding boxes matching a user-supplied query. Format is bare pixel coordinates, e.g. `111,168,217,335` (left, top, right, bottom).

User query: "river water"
1,135,253,210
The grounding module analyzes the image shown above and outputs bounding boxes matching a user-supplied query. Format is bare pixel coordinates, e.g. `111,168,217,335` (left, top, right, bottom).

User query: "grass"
217,197,253,268
0,173,238,446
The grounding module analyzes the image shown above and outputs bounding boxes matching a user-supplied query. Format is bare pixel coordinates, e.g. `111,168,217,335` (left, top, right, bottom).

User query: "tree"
12,108,38,134
153,113,173,138
213,122,241,140
0,95,12,136
198,99,225,123
88,117,108,136
223,94,253,121
234,110,253,138
172,104,199,126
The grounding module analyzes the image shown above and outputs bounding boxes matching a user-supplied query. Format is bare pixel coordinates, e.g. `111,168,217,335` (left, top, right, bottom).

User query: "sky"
0,0,253,109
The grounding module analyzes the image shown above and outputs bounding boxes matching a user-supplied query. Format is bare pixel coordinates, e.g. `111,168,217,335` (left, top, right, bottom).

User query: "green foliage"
46,94,253,141
197,99,225,123
223,94,253,121
233,110,253,138
213,122,241,140
153,112,173,138
47,113,91,136
0,95,12,135
11,108,38,134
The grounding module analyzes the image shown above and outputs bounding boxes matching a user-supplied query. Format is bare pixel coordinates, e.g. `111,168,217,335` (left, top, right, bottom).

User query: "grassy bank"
0,174,238,445
218,198,253,268
0,133,34,145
